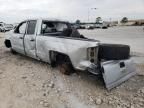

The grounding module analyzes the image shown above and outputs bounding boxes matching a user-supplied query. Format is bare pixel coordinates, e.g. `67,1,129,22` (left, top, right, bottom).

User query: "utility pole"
88,9,90,22
88,8,98,23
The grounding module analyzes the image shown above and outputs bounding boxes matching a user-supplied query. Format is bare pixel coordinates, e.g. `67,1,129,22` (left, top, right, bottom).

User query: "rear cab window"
41,20,69,36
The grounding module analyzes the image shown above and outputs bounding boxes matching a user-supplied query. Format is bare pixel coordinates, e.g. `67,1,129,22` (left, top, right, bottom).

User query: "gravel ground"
0,26,144,108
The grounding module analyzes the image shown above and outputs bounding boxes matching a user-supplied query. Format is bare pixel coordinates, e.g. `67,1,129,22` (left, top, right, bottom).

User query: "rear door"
11,22,27,54
24,20,37,58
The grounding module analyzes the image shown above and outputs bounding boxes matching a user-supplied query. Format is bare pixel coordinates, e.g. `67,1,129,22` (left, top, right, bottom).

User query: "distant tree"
75,20,81,24
96,17,102,23
121,17,128,23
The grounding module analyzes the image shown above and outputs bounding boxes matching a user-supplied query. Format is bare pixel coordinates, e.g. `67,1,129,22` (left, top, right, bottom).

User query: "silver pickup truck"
4,18,136,90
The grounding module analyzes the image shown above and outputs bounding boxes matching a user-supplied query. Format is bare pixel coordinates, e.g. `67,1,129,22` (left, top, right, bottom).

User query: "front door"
11,22,27,54
24,20,37,58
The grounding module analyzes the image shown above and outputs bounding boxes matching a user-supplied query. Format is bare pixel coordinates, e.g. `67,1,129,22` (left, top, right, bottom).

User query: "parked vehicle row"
73,22,108,30
0,23,14,32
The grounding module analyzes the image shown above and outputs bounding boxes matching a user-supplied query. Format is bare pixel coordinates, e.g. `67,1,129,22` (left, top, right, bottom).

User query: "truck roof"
24,18,69,23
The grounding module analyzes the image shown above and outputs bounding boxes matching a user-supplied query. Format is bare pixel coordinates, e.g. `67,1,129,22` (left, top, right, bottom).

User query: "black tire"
98,44,130,60
4,40,11,48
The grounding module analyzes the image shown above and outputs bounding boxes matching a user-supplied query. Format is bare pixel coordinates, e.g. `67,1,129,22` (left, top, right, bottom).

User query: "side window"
26,20,37,35
56,23,68,31
41,22,55,34
14,22,27,34
41,21,69,35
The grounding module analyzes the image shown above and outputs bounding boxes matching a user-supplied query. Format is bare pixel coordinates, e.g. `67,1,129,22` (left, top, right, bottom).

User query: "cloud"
0,0,144,23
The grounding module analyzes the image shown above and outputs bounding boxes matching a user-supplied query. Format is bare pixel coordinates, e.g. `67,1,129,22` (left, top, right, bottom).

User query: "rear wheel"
57,54,74,75
50,52,74,75
58,62,72,75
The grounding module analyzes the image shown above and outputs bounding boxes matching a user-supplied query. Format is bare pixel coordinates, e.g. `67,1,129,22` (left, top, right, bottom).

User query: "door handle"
30,39,35,41
19,37,23,39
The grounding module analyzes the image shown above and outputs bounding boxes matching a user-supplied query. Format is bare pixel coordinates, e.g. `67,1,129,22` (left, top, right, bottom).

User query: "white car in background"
0,23,5,32
86,24,95,29
4,24,14,31
0,23,13,32
95,21,108,29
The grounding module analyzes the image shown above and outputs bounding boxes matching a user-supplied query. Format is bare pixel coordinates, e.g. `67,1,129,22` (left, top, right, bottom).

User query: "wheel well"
5,40,11,48
49,51,73,67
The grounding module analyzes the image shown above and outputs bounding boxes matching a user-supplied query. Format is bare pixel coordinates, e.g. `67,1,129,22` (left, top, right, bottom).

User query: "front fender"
5,30,14,40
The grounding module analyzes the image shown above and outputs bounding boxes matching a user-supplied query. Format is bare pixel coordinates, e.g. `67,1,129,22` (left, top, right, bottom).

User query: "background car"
86,24,95,30
95,22,108,29
0,23,5,32
4,24,14,31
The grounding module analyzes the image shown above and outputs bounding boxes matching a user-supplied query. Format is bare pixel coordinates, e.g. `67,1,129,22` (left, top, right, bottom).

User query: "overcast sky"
0,0,144,23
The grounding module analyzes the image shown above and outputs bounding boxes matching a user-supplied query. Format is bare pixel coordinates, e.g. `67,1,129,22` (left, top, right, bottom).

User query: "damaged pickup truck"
4,18,136,90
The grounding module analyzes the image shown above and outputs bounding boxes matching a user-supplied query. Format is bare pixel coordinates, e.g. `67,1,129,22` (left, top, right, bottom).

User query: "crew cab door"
11,21,27,54
24,20,37,58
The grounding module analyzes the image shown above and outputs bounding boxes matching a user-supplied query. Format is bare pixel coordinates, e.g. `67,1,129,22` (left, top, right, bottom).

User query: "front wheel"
4,40,11,48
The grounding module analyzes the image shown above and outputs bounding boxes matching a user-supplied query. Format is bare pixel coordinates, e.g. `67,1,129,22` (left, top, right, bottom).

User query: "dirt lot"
0,26,144,108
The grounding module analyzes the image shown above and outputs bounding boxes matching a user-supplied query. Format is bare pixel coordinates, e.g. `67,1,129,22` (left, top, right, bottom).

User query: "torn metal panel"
102,59,136,90
36,35,99,69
